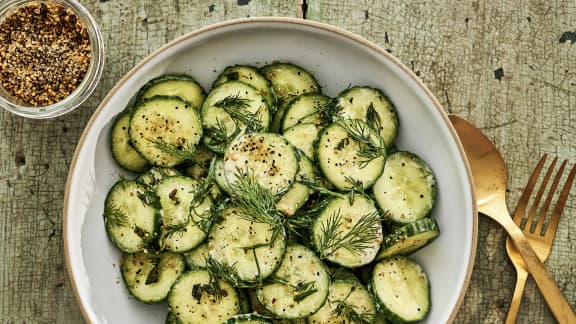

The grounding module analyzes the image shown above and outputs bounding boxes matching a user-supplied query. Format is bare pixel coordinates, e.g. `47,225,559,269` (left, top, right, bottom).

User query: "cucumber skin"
224,313,274,324
103,180,161,254
135,73,206,108
368,257,431,324
375,218,440,261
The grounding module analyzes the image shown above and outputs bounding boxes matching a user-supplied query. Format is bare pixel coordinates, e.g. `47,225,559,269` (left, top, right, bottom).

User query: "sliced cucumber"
372,151,436,224
183,143,215,179
110,111,150,172
260,62,321,132
136,74,206,109
213,65,276,110
129,96,203,167
168,269,241,323
369,256,430,323
207,206,287,285
223,133,299,195
224,313,274,324
104,180,159,253
311,194,382,268
136,167,181,188
376,218,440,261
120,252,186,303
281,93,331,131
156,176,212,252
283,123,322,161
334,86,398,148
276,152,314,216
182,242,209,269
214,157,233,195
316,119,386,190
256,244,330,319
164,312,180,324
307,272,376,324
201,81,271,153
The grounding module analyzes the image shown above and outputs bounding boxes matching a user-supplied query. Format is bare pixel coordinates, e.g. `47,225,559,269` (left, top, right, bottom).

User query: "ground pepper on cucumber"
105,62,440,324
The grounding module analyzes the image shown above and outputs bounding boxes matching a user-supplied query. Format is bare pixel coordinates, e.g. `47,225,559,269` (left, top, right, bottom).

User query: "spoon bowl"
448,114,576,323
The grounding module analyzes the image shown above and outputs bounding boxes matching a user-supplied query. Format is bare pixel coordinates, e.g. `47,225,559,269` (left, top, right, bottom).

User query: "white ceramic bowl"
64,17,477,323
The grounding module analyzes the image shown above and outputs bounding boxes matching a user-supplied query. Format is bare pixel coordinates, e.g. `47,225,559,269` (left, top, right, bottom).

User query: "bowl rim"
63,16,477,323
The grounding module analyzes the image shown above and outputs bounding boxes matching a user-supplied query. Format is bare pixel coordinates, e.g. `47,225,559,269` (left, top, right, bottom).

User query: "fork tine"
512,154,548,225
534,159,567,234
524,157,558,231
543,161,576,239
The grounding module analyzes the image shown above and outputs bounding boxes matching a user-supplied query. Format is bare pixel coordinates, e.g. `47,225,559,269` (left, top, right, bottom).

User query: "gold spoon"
449,115,576,324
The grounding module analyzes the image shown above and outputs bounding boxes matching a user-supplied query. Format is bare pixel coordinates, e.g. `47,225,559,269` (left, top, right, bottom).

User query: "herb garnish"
315,208,382,258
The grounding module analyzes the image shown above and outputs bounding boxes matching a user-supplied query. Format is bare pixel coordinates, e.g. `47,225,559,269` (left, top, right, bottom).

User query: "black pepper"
0,1,91,107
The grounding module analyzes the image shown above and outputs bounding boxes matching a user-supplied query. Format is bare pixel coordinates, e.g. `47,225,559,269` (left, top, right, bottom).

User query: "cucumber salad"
104,63,440,324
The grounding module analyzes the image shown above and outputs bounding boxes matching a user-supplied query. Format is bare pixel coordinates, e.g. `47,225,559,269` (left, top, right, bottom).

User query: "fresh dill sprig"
214,94,257,126
206,257,247,288
365,102,382,133
316,208,382,258
205,118,241,149
298,176,344,198
228,172,285,242
104,203,129,229
148,137,196,161
335,119,386,168
268,276,318,303
144,256,161,285
293,280,319,302
330,287,374,324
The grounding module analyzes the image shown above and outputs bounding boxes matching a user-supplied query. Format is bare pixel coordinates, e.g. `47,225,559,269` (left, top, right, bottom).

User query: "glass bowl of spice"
0,0,104,119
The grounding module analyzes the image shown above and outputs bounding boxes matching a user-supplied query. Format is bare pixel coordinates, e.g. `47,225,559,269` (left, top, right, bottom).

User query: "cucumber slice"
316,120,386,190
372,151,436,224
369,256,430,323
213,64,276,110
334,86,398,148
136,167,181,188
120,252,186,303
281,93,331,131
223,133,299,195
224,314,274,324
136,74,206,109
276,152,314,216
104,180,159,253
182,242,209,269
156,176,212,252
375,218,440,261
307,273,376,324
129,96,203,167
183,143,215,179
283,123,321,161
260,62,321,132
168,269,241,323
207,206,287,286
201,81,271,153
164,312,180,324
110,111,150,172
256,244,330,319
311,194,383,268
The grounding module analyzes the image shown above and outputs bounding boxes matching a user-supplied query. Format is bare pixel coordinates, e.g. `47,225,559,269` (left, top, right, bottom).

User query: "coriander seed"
0,1,92,107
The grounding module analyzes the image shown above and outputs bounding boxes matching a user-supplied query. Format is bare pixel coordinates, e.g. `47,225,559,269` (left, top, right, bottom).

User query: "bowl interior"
65,18,475,324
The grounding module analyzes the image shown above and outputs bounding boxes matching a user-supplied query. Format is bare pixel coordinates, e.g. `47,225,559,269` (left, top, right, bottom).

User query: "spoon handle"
499,215,576,323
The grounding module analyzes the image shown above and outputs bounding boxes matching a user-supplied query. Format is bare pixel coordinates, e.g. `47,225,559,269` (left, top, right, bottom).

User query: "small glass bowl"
0,0,104,119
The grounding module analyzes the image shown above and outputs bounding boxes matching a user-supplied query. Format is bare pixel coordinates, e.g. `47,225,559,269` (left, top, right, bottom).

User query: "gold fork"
505,155,576,324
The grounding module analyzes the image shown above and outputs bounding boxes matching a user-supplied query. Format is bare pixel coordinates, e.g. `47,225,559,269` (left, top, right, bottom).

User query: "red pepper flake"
0,1,91,107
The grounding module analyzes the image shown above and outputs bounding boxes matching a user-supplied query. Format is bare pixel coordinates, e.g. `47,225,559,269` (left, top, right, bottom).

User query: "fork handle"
505,267,529,324
501,216,576,324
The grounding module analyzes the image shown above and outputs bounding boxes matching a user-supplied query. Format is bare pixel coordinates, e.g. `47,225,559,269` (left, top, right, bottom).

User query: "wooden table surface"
1,0,575,323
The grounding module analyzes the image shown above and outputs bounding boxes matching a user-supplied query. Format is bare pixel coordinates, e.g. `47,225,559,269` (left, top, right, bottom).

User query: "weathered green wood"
1,0,575,323
308,1,576,323
0,1,299,323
